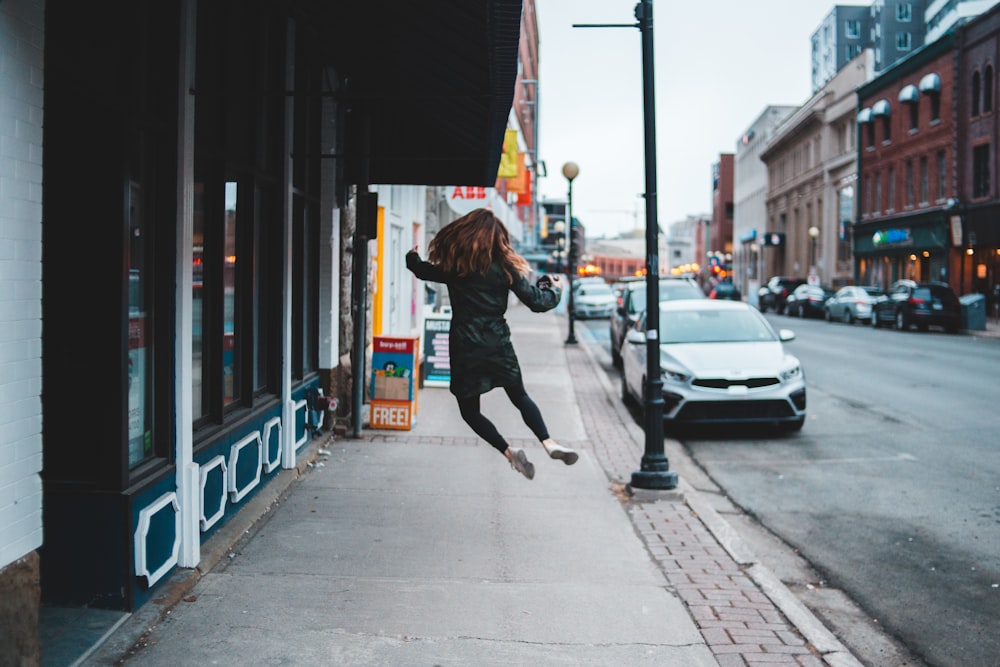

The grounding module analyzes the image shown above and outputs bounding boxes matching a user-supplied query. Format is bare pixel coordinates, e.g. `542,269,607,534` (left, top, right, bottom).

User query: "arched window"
985,65,994,113
973,70,981,116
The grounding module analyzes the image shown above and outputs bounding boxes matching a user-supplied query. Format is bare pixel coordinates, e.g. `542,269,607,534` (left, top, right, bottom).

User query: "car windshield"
658,308,777,344
580,286,612,297
632,282,703,304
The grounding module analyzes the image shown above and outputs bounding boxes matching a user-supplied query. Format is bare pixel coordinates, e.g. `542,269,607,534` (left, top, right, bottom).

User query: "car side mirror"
625,330,645,345
778,329,795,342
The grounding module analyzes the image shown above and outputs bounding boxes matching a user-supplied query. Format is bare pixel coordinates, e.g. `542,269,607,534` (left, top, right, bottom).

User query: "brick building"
854,32,958,288
955,3,1000,299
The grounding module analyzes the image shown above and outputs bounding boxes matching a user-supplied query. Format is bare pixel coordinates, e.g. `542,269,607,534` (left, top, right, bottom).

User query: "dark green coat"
406,251,562,397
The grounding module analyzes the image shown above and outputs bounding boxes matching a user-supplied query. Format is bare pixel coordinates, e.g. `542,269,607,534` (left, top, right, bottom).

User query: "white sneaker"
544,442,579,466
509,448,535,480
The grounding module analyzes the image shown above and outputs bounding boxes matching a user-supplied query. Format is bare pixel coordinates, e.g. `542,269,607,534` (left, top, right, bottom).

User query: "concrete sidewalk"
84,303,862,667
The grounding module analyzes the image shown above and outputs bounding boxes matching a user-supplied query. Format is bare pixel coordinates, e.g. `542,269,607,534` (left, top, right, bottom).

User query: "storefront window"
224,182,239,406
128,180,154,468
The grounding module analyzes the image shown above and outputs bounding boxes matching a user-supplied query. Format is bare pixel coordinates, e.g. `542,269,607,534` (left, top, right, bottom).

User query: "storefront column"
175,0,200,568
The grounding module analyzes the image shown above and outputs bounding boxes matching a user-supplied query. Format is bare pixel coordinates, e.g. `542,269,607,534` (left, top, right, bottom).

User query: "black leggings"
456,381,549,455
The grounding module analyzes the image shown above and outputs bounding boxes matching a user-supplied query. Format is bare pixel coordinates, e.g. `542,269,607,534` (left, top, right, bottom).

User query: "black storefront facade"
39,0,519,614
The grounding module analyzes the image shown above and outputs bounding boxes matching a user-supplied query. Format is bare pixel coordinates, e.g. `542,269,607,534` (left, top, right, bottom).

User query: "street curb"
83,436,333,665
572,316,863,667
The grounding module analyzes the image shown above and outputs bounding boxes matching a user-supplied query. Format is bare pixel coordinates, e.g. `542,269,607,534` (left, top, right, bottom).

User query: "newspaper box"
370,335,419,430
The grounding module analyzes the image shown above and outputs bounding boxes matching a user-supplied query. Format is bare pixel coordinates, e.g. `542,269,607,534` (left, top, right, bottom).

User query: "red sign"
373,337,415,354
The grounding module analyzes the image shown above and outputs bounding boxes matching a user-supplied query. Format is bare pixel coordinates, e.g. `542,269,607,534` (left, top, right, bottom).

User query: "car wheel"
843,310,853,325
895,310,907,331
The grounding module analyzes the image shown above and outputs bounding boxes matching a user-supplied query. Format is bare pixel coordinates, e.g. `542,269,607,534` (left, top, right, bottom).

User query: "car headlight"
780,364,802,381
661,367,690,383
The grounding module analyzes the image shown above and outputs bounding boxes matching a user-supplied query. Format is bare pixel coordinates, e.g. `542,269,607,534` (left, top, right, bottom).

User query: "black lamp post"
573,0,677,489
562,161,579,345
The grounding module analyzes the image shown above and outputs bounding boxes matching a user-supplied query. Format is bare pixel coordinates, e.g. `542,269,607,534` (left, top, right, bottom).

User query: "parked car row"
761,276,963,334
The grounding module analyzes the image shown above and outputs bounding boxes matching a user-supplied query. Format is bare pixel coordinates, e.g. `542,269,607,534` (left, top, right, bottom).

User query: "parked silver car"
620,299,806,432
824,285,884,324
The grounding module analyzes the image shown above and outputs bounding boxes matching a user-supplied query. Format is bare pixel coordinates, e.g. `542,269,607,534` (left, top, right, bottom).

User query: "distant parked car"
608,277,704,368
572,282,616,319
758,276,806,313
824,285,884,324
870,280,961,333
571,276,607,293
620,299,806,432
784,284,834,318
709,281,742,301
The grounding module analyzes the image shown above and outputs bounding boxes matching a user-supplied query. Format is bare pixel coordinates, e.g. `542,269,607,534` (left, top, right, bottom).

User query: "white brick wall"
0,0,45,570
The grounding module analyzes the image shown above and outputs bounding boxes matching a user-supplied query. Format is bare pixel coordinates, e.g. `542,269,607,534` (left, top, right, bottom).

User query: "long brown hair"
427,208,529,282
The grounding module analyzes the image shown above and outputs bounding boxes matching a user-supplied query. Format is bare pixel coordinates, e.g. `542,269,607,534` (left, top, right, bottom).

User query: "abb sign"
446,186,491,215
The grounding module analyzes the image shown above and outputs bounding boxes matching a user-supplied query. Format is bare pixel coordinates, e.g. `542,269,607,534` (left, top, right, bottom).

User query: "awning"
898,84,920,103
872,99,891,116
920,72,942,94
295,0,522,186
857,108,873,124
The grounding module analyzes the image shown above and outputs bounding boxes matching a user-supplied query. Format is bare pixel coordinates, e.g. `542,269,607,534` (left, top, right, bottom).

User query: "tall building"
871,0,930,71
811,2,928,92
812,5,871,92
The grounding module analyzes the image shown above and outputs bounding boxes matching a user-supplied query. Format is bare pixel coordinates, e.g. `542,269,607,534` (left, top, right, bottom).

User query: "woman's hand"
547,274,563,288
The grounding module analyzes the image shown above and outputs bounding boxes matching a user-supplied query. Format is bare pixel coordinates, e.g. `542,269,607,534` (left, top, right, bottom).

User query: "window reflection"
192,183,205,420
224,181,238,406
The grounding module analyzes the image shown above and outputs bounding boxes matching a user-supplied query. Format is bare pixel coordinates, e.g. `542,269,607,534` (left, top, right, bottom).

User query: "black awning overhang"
304,0,522,186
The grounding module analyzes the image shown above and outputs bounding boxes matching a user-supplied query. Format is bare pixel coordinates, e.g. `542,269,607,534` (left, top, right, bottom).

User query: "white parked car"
620,299,806,432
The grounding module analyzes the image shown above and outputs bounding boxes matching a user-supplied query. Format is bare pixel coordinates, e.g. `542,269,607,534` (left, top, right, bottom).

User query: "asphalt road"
576,313,1000,667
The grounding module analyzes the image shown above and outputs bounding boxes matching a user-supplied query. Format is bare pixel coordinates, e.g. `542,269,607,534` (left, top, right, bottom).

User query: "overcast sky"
535,0,848,238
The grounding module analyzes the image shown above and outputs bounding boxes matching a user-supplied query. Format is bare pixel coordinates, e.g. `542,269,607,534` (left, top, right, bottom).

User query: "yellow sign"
497,129,518,178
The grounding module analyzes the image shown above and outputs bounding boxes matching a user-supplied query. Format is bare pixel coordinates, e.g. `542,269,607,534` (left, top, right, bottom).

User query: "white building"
926,0,1000,41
